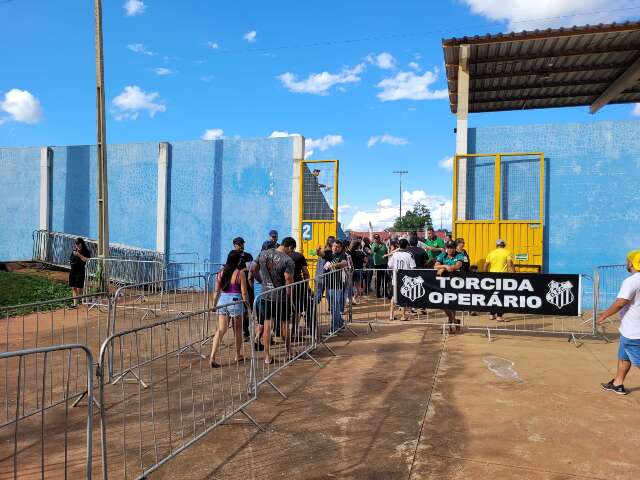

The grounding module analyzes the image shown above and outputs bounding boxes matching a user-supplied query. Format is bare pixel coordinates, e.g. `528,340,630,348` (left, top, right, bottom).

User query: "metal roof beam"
442,23,640,47
470,92,599,105
449,79,612,95
463,45,640,65
454,62,627,81
590,56,640,113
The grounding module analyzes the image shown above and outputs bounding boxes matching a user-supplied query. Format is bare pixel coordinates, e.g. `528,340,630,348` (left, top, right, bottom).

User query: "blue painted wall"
469,120,640,275
0,147,41,260
0,137,293,264
50,143,157,249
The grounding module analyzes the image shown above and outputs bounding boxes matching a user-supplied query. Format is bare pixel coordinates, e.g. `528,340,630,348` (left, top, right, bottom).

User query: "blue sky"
2,0,640,231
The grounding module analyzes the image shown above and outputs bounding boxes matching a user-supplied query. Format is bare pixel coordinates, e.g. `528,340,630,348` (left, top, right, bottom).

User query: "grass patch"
0,271,73,314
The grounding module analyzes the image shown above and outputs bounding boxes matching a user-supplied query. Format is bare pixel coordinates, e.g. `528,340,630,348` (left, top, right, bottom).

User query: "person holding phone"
69,237,90,307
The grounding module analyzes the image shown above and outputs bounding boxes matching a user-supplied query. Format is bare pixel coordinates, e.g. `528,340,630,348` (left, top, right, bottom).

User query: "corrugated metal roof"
442,22,640,113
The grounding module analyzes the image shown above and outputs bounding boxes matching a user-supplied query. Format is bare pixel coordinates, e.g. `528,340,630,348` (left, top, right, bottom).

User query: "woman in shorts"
209,250,250,368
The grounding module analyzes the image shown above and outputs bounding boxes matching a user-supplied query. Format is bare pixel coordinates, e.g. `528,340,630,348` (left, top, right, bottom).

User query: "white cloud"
461,0,637,30
0,89,43,124
367,134,408,148
205,41,219,49
269,130,301,138
305,135,343,158
111,85,166,120
408,62,420,71
632,104,640,116
377,68,448,101
243,30,257,43
346,190,452,231
127,43,156,56
366,52,397,70
153,67,175,76
438,156,454,171
278,64,365,95
338,204,356,214
124,0,146,17
201,128,224,140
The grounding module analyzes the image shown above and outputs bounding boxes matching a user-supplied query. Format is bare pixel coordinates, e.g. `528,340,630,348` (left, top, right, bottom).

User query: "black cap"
233,237,245,245
445,241,457,249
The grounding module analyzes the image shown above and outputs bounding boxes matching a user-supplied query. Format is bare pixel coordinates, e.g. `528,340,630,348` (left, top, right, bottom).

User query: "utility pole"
393,170,408,219
439,202,445,231
95,0,109,259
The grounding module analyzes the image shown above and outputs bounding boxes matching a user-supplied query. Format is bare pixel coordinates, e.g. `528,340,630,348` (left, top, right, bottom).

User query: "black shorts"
256,298,292,326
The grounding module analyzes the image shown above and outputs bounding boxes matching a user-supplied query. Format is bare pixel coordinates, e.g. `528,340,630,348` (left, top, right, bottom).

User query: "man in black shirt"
407,235,428,269
322,240,350,331
261,229,279,251
288,247,312,335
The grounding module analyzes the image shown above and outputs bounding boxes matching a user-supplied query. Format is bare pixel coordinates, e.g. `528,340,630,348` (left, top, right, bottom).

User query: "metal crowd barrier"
97,303,258,479
251,267,355,396
109,275,208,335
0,344,94,479
462,273,596,343
350,268,465,331
1,293,111,398
594,264,628,314
32,229,165,269
84,258,166,301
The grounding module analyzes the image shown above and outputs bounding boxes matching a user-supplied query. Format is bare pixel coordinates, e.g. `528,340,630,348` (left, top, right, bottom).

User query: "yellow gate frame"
299,159,339,280
452,153,545,273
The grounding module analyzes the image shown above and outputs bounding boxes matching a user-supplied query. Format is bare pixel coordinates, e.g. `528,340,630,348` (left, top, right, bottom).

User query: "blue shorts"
217,293,244,317
618,335,640,366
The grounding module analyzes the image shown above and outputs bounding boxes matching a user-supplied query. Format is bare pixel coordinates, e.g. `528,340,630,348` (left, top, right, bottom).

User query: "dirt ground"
154,322,639,480
2,292,638,479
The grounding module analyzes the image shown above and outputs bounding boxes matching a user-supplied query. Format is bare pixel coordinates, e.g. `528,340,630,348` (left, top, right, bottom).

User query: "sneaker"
601,379,628,395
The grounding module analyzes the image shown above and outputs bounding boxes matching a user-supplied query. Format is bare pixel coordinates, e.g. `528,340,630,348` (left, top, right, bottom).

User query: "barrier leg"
111,369,150,389
303,351,323,367
319,339,337,356
264,379,287,399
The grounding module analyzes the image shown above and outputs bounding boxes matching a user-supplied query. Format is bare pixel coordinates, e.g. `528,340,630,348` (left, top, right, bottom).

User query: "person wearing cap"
435,241,466,332
233,237,253,340
484,239,515,322
599,250,640,395
261,230,279,251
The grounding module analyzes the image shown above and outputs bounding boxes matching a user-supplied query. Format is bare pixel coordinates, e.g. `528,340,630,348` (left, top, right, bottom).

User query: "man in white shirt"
598,250,640,395
389,238,416,321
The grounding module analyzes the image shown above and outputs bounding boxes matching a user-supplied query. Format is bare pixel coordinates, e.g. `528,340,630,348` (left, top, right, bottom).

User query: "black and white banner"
394,270,581,316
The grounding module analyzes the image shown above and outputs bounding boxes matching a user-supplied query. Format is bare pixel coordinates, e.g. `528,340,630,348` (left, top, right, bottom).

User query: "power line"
210,5,640,56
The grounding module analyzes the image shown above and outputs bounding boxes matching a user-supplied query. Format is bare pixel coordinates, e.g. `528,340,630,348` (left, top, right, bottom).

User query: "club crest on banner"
400,275,425,302
545,280,575,309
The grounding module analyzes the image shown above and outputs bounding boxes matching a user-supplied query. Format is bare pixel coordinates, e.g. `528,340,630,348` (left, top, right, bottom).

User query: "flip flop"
264,357,273,365
210,360,221,369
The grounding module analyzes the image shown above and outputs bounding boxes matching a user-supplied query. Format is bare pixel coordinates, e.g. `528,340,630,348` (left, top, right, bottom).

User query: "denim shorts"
217,293,244,316
618,335,640,366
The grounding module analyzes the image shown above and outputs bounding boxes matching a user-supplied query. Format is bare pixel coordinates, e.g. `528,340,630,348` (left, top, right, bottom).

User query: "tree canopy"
391,202,433,231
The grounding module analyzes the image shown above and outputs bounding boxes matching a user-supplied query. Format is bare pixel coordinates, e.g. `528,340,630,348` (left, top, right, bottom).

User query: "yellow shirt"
485,248,513,272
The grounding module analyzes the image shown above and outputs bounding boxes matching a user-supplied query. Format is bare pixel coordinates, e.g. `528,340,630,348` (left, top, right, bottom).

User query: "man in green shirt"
424,227,445,263
370,233,389,298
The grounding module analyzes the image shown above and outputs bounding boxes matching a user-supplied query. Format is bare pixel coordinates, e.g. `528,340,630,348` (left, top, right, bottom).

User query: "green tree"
392,202,433,231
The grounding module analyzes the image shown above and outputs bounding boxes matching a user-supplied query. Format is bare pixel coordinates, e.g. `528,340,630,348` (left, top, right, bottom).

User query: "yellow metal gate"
299,159,339,279
452,153,544,272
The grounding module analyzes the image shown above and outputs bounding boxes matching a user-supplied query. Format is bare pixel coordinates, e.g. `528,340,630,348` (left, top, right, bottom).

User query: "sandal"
235,356,245,363
264,357,273,365
209,360,221,368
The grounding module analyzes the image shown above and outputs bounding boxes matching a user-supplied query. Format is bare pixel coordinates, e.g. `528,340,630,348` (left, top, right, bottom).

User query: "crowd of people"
68,228,639,392
204,228,522,368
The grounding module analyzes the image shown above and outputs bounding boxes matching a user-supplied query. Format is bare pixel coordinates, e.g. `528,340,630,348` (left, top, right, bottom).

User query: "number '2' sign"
302,222,313,240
